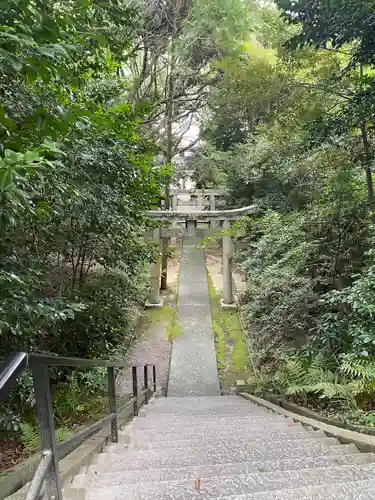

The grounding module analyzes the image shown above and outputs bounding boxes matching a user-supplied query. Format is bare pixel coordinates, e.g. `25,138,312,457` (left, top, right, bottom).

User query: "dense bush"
191,0,375,422
0,1,164,444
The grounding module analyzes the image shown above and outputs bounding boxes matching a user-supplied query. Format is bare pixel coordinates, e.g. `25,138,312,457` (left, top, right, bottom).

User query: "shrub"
62,267,149,358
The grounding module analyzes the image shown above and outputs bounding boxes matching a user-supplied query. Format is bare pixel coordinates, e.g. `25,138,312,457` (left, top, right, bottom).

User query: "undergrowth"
247,350,375,425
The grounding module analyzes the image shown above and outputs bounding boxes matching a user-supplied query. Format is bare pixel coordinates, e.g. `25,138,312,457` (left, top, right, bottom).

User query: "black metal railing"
0,352,156,500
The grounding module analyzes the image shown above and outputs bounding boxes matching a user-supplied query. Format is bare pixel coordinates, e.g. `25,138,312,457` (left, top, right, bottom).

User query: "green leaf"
4,150,19,163
0,166,13,189
24,150,41,163
37,46,57,58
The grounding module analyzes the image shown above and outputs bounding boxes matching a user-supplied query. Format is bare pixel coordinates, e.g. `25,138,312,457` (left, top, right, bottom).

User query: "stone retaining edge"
263,395,375,437
239,392,375,454
3,392,158,500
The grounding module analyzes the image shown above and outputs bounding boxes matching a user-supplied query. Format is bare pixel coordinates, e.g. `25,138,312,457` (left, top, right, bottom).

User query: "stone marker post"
209,194,216,211
210,195,217,230
171,194,178,246
146,227,163,308
221,219,236,309
187,219,196,237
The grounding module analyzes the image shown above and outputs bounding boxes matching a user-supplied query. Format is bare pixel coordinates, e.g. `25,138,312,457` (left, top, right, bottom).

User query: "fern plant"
20,423,73,454
341,357,375,380
275,354,357,409
340,357,375,397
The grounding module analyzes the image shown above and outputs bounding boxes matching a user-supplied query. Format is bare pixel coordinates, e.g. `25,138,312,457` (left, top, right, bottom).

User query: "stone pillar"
209,194,216,211
146,228,163,308
221,219,236,310
209,195,217,230
171,194,178,246
187,219,196,237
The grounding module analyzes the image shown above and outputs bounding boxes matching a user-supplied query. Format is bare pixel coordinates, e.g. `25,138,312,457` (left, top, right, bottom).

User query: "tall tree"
277,0,375,222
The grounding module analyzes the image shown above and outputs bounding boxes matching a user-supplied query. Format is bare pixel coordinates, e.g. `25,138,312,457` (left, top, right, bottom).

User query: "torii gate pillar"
145,205,257,310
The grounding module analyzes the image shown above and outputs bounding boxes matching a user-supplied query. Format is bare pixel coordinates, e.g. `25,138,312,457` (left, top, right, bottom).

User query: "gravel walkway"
116,323,172,397
116,255,180,397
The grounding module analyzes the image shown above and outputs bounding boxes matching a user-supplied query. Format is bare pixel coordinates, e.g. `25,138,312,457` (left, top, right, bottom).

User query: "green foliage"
52,372,108,426
278,0,375,67
315,260,375,355
68,268,149,358
0,0,167,454
274,354,356,409
341,410,375,428
191,0,375,424
20,423,72,455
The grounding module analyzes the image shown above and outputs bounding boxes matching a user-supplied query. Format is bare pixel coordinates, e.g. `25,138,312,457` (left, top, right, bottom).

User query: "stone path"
116,256,180,398
116,323,171,398
167,237,220,397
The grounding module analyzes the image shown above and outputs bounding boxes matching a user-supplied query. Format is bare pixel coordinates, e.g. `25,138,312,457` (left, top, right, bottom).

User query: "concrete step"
131,415,296,430
130,420,305,434
156,396,243,401
82,453,375,485
140,407,270,416
225,479,375,499
149,397,252,406
104,436,339,454
120,430,327,448
70,464,375,500
90,443,358,472
145,399,272,413
149,398,249,407
138,408,275,418
124,424,318,443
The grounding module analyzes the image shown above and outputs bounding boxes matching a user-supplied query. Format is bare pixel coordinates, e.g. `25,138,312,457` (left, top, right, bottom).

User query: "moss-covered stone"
206,270,252,390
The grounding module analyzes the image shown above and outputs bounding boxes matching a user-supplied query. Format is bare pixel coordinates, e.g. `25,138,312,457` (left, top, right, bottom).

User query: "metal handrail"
0,352,136,402
0,352,28,399
0,352,157,500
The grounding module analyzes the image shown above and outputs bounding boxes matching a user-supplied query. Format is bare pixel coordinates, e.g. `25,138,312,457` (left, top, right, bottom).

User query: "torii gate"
145,205,257,310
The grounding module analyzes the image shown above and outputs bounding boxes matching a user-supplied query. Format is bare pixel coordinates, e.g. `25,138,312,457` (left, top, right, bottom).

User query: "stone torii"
145,205,257,310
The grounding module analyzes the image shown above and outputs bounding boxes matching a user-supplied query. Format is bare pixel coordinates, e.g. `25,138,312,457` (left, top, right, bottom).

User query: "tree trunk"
360,119,375,224
359,64,375,224
161,11,176,291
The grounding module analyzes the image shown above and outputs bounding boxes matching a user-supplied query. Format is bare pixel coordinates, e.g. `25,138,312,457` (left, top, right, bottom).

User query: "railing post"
30,361,62,500
144,365,148,404
152,365,156,392
107,367,118,443
132,366,138,415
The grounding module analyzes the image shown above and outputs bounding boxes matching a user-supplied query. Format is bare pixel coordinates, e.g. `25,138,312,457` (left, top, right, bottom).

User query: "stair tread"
121,431,327,448
231,479,375,499
84,453,375,482
105,437,339,453
67,396,373,499
73,465,375,499
91,444,358,472
128,421,304,434
124,427,319,443
131,416,297,430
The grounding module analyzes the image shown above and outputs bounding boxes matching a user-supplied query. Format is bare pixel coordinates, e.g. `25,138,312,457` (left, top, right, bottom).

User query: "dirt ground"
205,247,246,296
116,245,181,397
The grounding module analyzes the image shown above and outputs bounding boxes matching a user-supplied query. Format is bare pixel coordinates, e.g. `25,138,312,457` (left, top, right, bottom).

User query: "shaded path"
167,237,220,397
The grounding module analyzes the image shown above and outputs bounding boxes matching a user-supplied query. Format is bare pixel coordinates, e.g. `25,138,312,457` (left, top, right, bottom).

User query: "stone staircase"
65,395,375,499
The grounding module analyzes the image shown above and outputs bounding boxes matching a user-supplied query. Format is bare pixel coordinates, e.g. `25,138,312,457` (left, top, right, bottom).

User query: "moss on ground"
140,305,181,343
147,305,174,325
207,271,251,391
166,309,182,341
